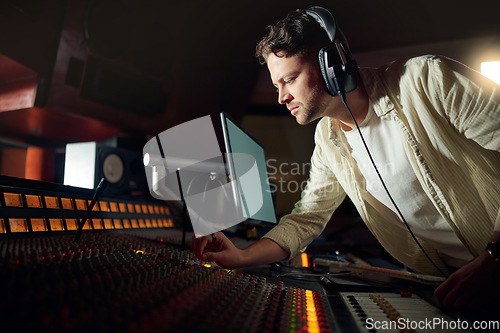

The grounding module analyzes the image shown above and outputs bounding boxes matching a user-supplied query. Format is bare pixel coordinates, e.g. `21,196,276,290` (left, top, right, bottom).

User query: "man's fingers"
190,234,197,252
192,234,210,259
202,251,229,268
434,279,453,307
440,278,463,308
202,251,218,262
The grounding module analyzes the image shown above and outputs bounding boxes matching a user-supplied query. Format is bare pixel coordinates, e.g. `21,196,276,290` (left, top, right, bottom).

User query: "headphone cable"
339,93,448,278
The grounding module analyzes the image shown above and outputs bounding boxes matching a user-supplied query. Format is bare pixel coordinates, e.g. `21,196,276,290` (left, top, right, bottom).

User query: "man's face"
267,52,332,125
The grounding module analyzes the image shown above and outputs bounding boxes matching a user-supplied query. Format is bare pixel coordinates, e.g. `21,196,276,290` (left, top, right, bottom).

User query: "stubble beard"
294,85,331,125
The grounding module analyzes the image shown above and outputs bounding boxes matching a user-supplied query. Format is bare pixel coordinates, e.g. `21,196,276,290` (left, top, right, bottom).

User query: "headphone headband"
305,6,337,42
305,6,357,97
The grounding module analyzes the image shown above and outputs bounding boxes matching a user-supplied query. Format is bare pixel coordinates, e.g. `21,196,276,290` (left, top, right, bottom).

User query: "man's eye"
285,78,295,84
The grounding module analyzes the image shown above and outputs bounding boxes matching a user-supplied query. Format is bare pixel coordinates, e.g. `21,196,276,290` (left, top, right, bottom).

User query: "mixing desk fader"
0,233,336,333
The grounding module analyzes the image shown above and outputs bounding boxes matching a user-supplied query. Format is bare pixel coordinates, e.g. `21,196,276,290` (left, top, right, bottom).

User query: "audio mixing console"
1,176,497,332
0,232,335,332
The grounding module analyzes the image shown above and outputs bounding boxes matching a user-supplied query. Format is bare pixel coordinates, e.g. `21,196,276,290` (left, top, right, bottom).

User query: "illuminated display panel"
45,196,60,209
66,219,78,230
49,219,64,231
4,193,23,207
31,218,48,232
1,185,171,234
99,201,110,212
119,202,127,213
103,219,113,229
61,198,75,210
10,218,28,232
301,253,310,268
75,199,87,210
113,219,123,229
122,219,131,228
109,202,119,212
127,203,134,213
26,195,43,208
92,219,103,229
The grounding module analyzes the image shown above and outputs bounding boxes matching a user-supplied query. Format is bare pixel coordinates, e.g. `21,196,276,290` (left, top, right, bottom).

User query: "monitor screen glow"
221,113,277,224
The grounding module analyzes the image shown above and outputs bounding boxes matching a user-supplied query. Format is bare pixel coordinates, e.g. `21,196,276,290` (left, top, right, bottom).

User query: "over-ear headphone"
305,6,358,97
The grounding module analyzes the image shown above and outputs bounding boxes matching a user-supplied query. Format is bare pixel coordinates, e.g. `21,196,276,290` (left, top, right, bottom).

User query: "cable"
339,93,448,278
74,178,108,242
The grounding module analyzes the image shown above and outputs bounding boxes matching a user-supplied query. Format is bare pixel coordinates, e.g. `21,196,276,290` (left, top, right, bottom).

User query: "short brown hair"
255,9,331,64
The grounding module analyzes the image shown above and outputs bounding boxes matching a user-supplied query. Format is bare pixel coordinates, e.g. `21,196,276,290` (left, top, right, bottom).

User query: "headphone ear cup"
339,51,357,94
319,45,358,97
318,48,334,96
343,61,357,94
319,46,342,96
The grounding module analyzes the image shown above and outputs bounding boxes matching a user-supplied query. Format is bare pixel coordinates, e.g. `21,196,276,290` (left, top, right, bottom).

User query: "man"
192,8,500,309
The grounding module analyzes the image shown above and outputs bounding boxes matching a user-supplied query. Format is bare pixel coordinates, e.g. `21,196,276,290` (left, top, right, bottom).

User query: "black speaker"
305,6,357,97
64,142,148,194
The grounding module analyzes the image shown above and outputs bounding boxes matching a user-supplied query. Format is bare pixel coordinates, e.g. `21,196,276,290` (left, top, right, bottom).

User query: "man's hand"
191,233,289,269
434,251,500,309
191,232,242,268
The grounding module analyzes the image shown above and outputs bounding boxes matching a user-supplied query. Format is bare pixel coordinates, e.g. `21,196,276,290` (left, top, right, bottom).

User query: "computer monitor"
143,114,277,236
220,112,277,225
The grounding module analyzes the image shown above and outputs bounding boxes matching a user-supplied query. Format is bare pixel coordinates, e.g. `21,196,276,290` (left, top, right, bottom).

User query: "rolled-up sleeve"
262,121,346,260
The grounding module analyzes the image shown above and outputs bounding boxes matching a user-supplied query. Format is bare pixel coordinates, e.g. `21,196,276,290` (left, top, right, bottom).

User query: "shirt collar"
360,67,395,118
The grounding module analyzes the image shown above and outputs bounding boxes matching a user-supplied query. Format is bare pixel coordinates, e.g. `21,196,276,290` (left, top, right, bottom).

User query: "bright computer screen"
221,113,277,224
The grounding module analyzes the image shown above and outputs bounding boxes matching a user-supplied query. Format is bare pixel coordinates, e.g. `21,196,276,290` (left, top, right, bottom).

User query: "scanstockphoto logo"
265,158,343,195
265,158,400,195
266,158,311,194
365,317,500,331
143,116,263,238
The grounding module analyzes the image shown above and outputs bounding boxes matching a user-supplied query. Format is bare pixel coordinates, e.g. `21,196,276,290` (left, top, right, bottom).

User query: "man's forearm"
238,238,289,267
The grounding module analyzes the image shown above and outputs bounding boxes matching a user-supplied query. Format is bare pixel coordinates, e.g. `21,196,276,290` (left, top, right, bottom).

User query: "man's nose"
278,88,292,105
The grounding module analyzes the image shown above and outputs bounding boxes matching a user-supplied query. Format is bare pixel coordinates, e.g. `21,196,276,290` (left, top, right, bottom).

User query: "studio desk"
0,176,498,332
